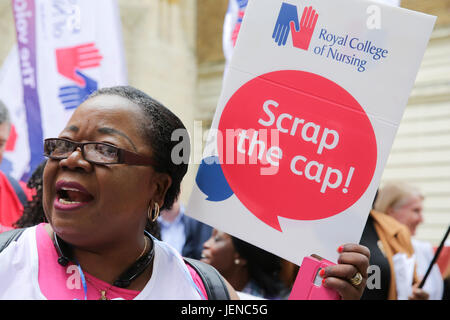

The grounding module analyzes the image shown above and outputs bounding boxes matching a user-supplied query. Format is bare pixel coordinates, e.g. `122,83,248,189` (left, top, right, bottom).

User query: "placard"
187,0,435,264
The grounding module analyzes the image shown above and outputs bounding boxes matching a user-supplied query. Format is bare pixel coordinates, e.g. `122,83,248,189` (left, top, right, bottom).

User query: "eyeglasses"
43,138,156,166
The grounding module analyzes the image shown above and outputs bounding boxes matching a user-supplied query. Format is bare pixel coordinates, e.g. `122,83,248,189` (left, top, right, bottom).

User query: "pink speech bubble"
218,70,377,231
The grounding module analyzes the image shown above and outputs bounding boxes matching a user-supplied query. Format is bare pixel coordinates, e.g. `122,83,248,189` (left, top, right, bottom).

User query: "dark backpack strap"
184,257,231,300
0,228,25,253
6,175,28,206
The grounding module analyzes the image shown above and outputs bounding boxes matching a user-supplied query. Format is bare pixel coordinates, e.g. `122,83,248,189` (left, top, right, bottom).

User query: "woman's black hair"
89,86,190,212
14,160,47,228
231,237,286,298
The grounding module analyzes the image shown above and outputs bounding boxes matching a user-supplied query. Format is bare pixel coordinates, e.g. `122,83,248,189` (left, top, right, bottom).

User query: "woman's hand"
408,283,429,300
320,243,370,300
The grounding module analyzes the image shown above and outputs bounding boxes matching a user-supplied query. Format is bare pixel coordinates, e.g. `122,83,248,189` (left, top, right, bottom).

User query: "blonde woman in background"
374,181,444,300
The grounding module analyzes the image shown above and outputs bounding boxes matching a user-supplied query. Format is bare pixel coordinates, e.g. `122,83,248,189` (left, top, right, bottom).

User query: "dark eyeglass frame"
44,138,156,166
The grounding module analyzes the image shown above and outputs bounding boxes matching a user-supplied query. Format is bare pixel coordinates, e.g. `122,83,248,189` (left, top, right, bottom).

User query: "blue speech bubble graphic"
196,156,234,201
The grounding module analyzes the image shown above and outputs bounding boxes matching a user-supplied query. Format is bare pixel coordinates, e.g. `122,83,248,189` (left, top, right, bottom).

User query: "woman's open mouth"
54,181,94,211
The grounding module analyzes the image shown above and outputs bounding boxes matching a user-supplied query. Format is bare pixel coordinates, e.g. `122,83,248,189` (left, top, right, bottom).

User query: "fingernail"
319,269,325,277
322,278,326,286
338,245,344,253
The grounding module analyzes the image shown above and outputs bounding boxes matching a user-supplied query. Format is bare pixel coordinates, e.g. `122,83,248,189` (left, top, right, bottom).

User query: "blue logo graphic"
58,69,98,110
196,156,234,201
272,3,300,46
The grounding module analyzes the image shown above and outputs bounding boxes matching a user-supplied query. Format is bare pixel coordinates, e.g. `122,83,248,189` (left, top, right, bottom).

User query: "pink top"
36,223,207,300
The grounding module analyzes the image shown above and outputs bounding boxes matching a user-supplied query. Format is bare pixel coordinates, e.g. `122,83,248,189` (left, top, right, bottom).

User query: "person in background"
201,229,290,299
279,259,299,292
201,228,370,300
158,196,212,259
0,100,31,232
360,209,421,299
373,181,444,300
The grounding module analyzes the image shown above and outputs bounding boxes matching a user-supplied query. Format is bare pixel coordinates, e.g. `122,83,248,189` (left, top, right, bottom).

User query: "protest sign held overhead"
187,0,436,264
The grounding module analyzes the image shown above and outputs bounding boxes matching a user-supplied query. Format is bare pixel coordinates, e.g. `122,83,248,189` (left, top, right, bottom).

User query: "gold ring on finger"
349,272,363,287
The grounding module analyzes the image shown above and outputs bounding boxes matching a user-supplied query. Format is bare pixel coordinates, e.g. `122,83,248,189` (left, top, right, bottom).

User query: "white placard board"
187,0,435,264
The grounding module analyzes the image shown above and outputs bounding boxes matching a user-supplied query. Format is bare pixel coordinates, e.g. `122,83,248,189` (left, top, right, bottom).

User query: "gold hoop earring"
148,202,160,222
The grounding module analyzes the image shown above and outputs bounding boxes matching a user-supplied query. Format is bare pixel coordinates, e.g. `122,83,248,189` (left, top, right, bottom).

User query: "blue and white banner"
2,0,127,181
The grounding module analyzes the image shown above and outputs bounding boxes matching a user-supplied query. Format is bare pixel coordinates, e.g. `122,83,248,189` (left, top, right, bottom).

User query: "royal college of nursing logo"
272,2,318,51
55,43,103,110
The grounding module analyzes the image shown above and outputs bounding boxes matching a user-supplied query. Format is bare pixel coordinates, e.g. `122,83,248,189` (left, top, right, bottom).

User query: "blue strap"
76,262,88,300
